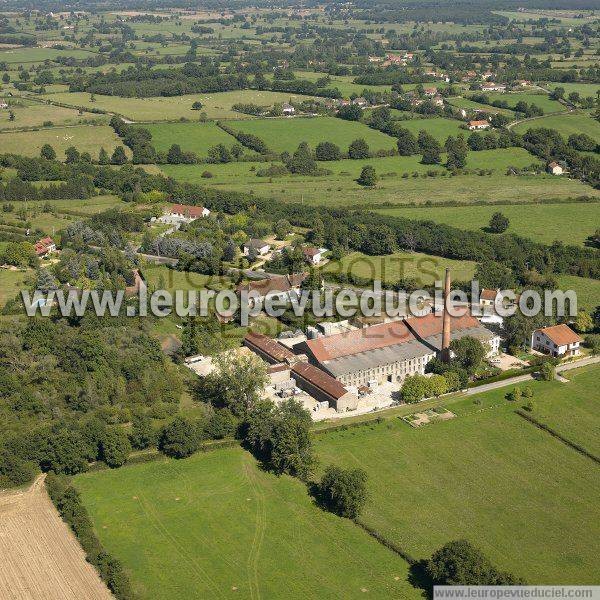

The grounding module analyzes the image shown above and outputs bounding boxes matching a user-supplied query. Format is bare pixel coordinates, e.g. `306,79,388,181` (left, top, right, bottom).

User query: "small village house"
282,103,295,116
482,83,506,92
302,247,323,265
531,324,582,358
166,203,210,223
351,97,368,108
243,239,270,257
34,237,56,258
479,288,500,309
547,161,564,175
468,119,490,130
236,273,307,306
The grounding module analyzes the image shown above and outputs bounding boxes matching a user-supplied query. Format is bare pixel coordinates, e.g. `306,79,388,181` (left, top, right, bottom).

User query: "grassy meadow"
231,116,398,154
316,366,600,584
556,275,600,313
74,449,419,600
322,251,477,285
0,100,106,130
513,111,600,142
43,90,318,121
483,91,566,114
375,201,599,246
394,117,468,141
140,122,243,157
0,269,31,308
0,125,126,160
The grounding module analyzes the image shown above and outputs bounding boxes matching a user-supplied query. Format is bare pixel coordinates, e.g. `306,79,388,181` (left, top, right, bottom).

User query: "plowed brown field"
0,475,112,600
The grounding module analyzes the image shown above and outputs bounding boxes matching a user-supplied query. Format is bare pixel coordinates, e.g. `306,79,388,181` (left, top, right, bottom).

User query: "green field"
483,92,565,114
322,251,476,285
316,367,600,584
556,275,600,313
394,117,467,141
140,122,244,157
0,46,96,63
0,268,31,307
43,90,318,121
447,97,515,117
513,111,600,143
375,202,599,246
74,449,418,599
0,125,126,160
0,100,106,130
161,153,595,208
231,117,398,154
543,83,600,98
144,264,233,293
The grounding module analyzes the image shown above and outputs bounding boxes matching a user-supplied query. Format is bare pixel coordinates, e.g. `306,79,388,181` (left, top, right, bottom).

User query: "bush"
158,416,202,458
99,427,131,468
318,465,368,519
201,171,213,178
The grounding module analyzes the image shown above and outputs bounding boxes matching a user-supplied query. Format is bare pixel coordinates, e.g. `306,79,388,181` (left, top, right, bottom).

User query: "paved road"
466,355,600,396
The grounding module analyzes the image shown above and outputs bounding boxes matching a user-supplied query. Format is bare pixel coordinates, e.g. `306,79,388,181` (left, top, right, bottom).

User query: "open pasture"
556,275,600,313
394,117,467,141
483,91,565,114
43,90,318,121
0,100,106,130
0,125,126,160
513,111,600,143
141,122,244,157
315,367,600,584
74,449,418,600
231,116,398,154
322,251,477,285
375,201,599,246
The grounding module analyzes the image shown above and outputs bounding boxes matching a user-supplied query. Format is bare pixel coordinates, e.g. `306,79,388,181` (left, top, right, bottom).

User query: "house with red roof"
34,237,56,257
168,203,210,223
468,119,490,130
531,324,582,358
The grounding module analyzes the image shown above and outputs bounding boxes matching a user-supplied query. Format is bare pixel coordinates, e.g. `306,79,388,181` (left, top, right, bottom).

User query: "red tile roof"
171,203,206,218
244,331,296,363
469,120,488,127
404,312,480,340
537,324,582,346
480,288,498,301
291,362,349,400
303,247,320,257
304,320,416,362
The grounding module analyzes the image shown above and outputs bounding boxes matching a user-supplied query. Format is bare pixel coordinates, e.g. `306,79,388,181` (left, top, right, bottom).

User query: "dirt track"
0,475,113,600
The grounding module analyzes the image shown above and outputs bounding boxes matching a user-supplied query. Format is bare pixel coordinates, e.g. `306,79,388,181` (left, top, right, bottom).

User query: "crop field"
483,92,566,114
0,476,112,600
322,251,477,285
556,275,600,313
43,90,318,121
513,112,600,142
231,116,398,154
0,125,126,160
0,100,106,130
74,449,418,600
375,201,599,246
316,366,600,584
141,122,244,157
394,117,467,141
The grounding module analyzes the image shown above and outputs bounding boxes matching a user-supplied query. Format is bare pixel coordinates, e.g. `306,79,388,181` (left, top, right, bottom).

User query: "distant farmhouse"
468,119,490,130
547,161,565,175
236,273,306,305
243,239,270,257
162,203,210,225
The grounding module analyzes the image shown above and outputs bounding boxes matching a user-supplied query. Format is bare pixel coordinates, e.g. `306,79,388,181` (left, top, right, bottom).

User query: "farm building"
282,103,295,115
481,83,506,92
468,119,490,130
531,324,582,358
302,247,323,265
165,203,210,223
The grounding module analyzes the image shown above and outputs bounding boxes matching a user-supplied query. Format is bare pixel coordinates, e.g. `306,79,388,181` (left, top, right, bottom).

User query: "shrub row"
45,472,134,599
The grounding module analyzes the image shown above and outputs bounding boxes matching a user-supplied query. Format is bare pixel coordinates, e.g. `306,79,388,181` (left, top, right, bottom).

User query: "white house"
479,288,500,310
547,161,564,175
468,120,490,130
482,83,506,92
352,97,369,108
236,273,307,306
162,203,210,224
302,247,323,265
531,324,582,358
243,239,270,257
282,103,295,116
0,102,8,109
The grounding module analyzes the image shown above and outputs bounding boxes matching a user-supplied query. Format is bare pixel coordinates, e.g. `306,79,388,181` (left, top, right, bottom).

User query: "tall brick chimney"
441,268,451,362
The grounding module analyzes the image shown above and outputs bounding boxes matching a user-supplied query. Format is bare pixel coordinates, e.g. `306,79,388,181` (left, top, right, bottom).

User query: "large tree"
319,465,368,519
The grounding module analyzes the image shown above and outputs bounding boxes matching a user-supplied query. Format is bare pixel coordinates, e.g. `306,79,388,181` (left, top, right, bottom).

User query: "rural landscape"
0,0,599,598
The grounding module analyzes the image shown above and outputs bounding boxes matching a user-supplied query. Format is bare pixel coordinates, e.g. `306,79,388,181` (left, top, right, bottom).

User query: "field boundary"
353,518,416,564
515,409,600,465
